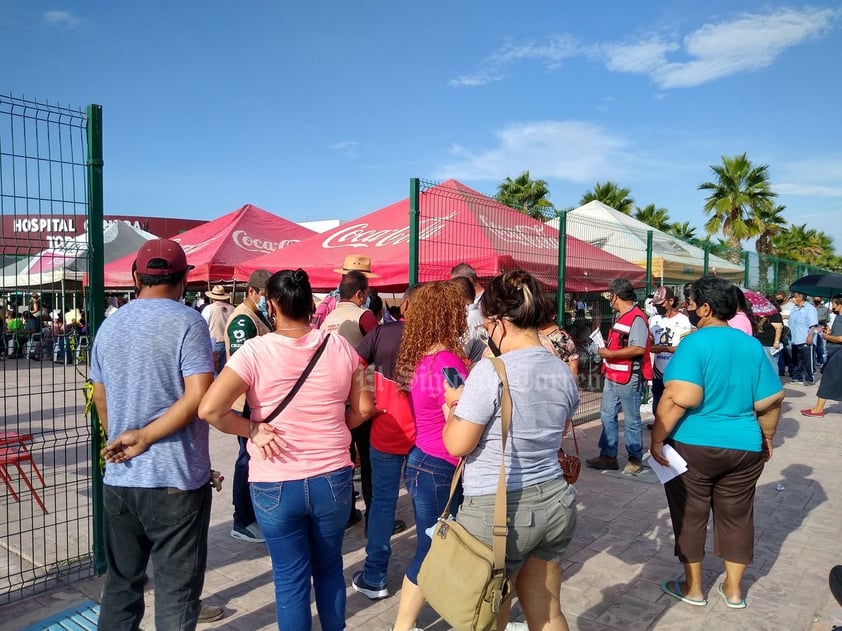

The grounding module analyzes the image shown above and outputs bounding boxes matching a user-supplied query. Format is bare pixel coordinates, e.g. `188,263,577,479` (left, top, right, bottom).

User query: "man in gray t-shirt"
587,278,651,475
91,239,214,631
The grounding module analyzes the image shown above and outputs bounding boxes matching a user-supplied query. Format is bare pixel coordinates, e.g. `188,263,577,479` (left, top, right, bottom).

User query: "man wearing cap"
321,268,379,526
223,269,272,543
203,285,234,375
647,286,693,429
586,278,653,475
91,239,215,630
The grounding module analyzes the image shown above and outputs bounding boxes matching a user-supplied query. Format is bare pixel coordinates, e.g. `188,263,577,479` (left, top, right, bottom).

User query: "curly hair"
396,281,467,392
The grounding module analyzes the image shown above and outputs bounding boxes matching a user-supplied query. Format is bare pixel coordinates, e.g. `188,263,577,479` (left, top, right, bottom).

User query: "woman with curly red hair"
391,281,469,631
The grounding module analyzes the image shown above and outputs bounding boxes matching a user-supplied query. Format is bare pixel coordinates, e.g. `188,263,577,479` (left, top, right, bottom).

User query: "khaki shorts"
456,477,576,573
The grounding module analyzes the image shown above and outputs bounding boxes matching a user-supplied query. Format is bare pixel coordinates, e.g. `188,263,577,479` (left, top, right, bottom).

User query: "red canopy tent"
235,180,646,292
102,204,315,286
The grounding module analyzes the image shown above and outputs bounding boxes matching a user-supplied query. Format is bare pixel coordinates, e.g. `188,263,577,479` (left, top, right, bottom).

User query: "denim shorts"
456,476,576,573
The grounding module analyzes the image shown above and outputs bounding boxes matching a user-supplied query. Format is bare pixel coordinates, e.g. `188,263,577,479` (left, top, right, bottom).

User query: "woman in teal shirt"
651,276,784,609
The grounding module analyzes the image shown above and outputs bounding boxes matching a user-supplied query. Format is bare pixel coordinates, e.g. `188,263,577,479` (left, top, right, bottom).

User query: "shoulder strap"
263,334,331,424
438,357,510,574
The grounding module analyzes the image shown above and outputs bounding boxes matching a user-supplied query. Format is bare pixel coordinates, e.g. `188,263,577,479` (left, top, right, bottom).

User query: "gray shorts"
456,477,577,573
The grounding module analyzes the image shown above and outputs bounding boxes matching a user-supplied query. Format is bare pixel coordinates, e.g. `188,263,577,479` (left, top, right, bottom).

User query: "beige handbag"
417,357,513,631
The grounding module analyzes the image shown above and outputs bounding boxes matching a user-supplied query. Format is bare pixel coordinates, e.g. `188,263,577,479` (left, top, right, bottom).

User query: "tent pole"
408,178,420,286
645,230,653,296
556,210,567,325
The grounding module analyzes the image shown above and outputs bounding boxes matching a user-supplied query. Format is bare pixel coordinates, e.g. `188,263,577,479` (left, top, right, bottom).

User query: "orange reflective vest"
601,306,653,384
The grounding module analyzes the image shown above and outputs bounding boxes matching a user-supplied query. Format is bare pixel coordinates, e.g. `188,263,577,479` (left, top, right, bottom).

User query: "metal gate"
0,94,104,604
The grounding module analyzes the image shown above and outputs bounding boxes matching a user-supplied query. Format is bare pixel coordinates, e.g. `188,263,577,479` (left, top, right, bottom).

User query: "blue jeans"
362,447,407,588
599,374,644,461
793,343,816,384
815,332,826,365
251,466,353,631
404,446,461,584
213,341,227,374
99,484,212,631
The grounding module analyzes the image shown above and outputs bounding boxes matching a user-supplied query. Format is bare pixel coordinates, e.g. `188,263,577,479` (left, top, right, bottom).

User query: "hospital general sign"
1,214,206,250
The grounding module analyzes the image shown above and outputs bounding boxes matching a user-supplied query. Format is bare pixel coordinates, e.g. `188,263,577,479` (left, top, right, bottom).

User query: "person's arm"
198,366,288,459
226,314,258,356
771,321,783,348
346,363,375,429
358,310,378,336
103,372,214,463
92,382,108,435
755,390,784,461
599,344,645,360
650,379,703,465
442,380,485,457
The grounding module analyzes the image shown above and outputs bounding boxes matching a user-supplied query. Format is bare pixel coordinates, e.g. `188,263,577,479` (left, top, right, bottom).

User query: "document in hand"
589,328,605,349
647,444,688,484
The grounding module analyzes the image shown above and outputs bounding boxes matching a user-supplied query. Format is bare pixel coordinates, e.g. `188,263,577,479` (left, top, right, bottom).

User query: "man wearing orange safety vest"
586,278,652,476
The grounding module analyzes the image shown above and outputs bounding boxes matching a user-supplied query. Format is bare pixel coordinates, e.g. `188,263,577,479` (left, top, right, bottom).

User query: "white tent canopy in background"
0,220,157,288
547,200,744,285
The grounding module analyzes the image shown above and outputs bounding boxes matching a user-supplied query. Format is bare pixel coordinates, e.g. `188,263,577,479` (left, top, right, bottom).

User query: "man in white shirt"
202,285,235,374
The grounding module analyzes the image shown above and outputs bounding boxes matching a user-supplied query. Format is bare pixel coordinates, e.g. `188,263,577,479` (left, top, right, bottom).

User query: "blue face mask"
257,295,268,318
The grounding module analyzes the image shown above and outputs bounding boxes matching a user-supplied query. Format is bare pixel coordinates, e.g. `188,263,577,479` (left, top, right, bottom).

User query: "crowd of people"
87,237,838,630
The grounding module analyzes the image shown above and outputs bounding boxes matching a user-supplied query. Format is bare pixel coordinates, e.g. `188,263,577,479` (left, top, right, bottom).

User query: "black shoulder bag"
262,334,330,424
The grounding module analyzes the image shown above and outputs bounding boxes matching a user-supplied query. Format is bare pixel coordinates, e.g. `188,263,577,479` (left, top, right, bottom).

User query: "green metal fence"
743,251,831,296
0,94,104,604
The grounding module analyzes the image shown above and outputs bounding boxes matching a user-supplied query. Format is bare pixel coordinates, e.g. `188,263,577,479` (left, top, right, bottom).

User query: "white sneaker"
230,522,265,542
505,623,529,630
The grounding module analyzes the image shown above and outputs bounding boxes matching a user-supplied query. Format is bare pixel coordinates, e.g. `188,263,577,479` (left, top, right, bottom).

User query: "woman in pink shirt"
199,269,373,631
390,281,469,631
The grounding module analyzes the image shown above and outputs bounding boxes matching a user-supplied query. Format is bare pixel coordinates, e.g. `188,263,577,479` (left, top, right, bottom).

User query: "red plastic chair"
0,432,48,513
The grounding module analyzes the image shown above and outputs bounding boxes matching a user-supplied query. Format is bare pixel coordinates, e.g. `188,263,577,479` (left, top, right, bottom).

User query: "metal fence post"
703,242,710,276
645,230,653,295
408,178,420,286
743,251,750,287
556,210,567,325
86,104,106,575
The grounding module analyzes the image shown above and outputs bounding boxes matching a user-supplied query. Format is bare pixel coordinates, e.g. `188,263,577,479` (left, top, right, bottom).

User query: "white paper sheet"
646,444,688,484
589,328,605,349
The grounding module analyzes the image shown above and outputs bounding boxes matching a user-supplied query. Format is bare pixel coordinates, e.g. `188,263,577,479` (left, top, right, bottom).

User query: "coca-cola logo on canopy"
232,230,300,253
321,214,456,249
478,215,557,250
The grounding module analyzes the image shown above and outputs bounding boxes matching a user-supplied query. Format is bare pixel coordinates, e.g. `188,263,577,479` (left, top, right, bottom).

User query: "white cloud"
449,35,578,87
607,8,836,88
44,10,85,30
450,7,836,89
433,120,629,183
327,141,359,157
776,182,842,197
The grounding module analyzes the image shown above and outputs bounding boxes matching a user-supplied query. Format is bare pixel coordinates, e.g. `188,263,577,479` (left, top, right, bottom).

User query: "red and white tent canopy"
103,204,315,286
235,180,646,292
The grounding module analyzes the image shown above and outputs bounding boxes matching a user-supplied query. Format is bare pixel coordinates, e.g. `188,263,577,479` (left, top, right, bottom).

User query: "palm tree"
580,181,634,214
752,204,788,293
698,153,777,264
669,221,700,245
495,171,553,220
633,204,671,231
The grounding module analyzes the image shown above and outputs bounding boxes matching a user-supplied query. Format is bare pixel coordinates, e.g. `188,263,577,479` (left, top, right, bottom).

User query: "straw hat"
333,255,379,278
205,285,231,301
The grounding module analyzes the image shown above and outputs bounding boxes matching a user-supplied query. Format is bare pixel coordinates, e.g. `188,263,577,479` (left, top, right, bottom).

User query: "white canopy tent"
547,200,744,285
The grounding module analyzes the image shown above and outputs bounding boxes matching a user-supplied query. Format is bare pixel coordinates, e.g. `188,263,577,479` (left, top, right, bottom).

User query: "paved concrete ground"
3,377,841,631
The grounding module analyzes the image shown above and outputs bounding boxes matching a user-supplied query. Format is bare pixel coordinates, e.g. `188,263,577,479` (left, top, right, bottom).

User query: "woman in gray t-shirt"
442,270,580,631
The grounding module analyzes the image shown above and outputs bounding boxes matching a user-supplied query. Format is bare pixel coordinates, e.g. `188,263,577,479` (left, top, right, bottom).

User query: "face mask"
655,305,668,317
687,308,701,328
486,321,502,357
257,295,268,318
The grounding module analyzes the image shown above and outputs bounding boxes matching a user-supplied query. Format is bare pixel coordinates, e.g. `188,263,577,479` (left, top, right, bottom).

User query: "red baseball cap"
135,239,193,276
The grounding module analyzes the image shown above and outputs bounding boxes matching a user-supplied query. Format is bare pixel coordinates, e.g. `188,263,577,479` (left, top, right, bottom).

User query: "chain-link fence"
0,94,104,604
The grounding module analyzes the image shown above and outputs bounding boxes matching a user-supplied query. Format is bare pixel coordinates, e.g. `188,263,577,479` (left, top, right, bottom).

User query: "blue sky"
2,1,841,248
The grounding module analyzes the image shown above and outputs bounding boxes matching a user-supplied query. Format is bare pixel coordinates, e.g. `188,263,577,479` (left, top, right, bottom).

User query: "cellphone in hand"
442,366,465,389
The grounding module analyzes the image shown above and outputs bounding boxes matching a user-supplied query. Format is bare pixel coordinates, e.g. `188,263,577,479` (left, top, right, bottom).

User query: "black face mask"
487,321,502,357
654,305,668,317
687,308,701,328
